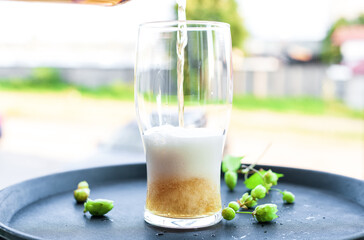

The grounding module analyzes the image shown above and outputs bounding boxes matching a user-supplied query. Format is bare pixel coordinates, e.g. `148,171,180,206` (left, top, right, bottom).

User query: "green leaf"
244,171,265,190
222,155,243,173
244,170,284,189
276,173,284,178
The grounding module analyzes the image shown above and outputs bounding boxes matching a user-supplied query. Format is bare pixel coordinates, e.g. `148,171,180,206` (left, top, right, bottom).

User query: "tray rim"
0,162,363,240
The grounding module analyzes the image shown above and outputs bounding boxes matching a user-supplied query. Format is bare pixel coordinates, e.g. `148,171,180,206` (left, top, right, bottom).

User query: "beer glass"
135,21,232,229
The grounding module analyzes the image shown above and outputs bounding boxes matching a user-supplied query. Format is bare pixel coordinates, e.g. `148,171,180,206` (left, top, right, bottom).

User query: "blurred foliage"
0,68,66,90
0,68,134,101
0,67,362,119
76,83,133,101
173,0,248,98
233,95,363,119
175,0,248,49
30,68,64,87
321,13,364,64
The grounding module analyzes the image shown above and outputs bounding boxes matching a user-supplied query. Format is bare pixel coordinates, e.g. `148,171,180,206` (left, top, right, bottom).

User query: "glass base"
144,209,222,229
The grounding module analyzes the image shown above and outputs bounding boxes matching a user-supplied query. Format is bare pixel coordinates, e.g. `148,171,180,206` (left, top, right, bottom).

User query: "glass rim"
139,20,230,31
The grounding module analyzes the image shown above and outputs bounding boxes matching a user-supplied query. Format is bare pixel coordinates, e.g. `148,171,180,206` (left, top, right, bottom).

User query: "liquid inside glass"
176,0,188,127
143,126,222,218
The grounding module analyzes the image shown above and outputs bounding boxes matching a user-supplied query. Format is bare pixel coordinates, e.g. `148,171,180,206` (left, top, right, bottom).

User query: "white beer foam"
143,126,223,183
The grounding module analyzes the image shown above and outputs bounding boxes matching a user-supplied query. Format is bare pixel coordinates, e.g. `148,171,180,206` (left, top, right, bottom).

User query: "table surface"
1,163,364,240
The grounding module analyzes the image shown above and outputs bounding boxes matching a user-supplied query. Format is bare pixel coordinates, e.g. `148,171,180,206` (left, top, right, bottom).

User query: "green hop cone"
263,170,278,186
84,199,114,217
77,181,89,189
245,199,257,208
282,191,295,203
252,204,278,223
240,193,250,202
239,193,257,208
74,188,90,203
228,201,240,212
251,184,267,199
222,207,236,221
224,171,238,191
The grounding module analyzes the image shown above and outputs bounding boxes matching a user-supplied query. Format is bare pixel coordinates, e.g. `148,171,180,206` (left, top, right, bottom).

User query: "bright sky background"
240,0,364,41
2,0,364,44
239,0,330,41
0,0,175,66
0,0,175,44
0,0,363,66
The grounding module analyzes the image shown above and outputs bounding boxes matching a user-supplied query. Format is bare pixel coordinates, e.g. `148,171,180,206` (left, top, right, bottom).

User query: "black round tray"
0,163,363,240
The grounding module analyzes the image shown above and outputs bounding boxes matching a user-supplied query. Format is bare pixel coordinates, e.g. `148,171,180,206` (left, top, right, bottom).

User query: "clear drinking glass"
135,21,233,229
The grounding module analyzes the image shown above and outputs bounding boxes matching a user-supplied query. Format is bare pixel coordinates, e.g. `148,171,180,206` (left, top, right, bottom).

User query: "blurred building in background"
327,26,364,109
236,0,364,109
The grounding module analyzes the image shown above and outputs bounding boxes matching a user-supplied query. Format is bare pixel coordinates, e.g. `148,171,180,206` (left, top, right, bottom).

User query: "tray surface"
0,163,364,240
